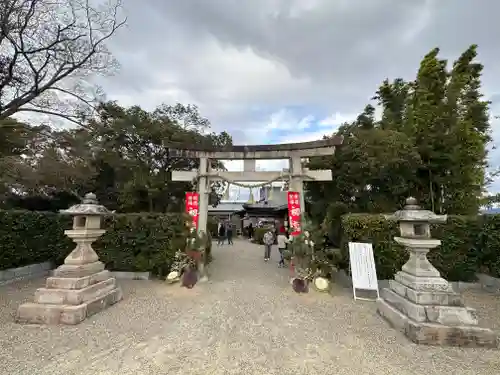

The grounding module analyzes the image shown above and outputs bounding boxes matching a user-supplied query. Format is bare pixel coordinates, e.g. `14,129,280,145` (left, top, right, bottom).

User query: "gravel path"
1,239,499,375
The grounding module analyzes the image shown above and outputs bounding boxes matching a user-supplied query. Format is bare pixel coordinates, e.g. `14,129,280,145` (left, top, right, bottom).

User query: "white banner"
348,242,379,301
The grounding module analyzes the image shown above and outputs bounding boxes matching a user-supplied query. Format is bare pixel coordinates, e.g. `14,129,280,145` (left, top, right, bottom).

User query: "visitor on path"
226,223,234,245
217,222,226,246
263,230,274,261
277,226,288,267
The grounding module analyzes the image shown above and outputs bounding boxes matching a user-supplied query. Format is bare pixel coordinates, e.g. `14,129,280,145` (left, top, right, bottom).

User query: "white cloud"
267,109,314,131
91,0,500,194
318,112,358,127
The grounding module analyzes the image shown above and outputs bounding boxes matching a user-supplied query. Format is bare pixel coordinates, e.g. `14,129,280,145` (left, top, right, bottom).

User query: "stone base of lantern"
16,262,122,325
377,277,499,348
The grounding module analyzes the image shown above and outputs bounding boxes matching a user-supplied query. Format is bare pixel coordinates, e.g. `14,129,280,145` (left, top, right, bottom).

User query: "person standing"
217,222,226,246
248,222,254,240
263,230,274,262
226,223,234,245
277,226,287,267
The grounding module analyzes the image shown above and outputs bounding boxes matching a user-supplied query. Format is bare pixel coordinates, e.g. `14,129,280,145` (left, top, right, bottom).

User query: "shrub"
339,213,498,282
429,215,481,282
253,227,268,244
340,214,405,280
0,210,191,277
0,210,72,270
475,214,500,278
321,201,349,247
93,213,188,277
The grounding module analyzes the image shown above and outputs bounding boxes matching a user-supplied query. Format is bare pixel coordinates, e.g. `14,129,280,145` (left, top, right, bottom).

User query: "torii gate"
169,137,343,236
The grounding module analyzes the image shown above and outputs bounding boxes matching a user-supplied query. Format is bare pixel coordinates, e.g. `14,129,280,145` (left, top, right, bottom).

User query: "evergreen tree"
405,48,448,212
355,104,376,130
441,45,490,213
373,78,410,131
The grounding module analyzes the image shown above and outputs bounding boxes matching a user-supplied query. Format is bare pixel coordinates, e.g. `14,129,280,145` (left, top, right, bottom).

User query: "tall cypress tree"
373,78,410,131
405,48,448,212
442,45,490,213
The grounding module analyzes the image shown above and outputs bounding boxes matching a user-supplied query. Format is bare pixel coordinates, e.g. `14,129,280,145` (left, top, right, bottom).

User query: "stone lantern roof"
385,197,447,224
60,193,112,216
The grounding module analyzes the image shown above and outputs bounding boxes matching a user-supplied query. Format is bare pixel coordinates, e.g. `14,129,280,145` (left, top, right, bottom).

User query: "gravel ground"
1,239,500,375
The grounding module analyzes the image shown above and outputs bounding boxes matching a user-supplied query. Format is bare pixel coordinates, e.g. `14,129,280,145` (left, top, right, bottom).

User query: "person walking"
226,223,234,245
263,229,274,262
217,222,226,246
277,226,288,267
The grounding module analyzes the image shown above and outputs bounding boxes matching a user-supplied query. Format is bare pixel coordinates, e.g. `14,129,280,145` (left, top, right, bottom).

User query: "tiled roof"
208,202,245,212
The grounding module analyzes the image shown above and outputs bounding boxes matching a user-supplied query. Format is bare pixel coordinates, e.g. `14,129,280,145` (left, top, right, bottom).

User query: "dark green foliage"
340,214,405,280
475,215,500,278
339,214,500,281
3,191,80,212
321,202,349,247
0,210,191,277
307,45,491,222
93,213,188,277
428,216,482,281
252,227,268,244
0,210,73,270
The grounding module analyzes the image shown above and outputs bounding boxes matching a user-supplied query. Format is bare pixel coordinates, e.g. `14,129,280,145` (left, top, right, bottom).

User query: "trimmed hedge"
0,210,191,277
340,213,500,282
0,210,73,270
94,213,188,277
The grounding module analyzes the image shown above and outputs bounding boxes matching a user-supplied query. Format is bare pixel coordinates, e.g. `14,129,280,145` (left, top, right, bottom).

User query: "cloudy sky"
99,0,500,198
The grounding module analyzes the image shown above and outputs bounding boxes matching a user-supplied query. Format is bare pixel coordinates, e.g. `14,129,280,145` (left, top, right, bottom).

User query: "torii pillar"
197,157,209,236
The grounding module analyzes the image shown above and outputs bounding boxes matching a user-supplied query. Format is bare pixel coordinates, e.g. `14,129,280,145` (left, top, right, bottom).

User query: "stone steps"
16,287,122,325
389,279,464,306
377,297,498,347
380,287,478,326
45,270,110,290
34,278,117,305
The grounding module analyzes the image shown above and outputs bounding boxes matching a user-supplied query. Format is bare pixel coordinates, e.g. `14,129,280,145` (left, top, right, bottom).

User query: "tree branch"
0,0,126,124
16,106,88,127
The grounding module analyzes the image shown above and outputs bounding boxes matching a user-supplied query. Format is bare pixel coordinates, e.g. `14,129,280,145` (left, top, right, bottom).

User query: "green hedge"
475,214,500,278
0,210,73,270
340,213,500,281
93,213,188,277
0,210,191,277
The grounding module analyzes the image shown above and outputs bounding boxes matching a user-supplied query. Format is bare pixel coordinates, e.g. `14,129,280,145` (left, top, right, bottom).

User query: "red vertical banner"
287,191,302,236
185,192,199,229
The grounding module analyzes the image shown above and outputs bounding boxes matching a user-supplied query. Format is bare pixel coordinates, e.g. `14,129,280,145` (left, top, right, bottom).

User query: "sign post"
287,191,302,277
287,191,301,236
348,242,379,301
185,192,199,229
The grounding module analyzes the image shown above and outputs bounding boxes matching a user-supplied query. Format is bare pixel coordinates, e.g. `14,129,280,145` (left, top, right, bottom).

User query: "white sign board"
348,242,379,301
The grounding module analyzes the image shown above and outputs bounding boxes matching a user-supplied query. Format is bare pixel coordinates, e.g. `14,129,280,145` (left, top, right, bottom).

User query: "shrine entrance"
169,138,343,237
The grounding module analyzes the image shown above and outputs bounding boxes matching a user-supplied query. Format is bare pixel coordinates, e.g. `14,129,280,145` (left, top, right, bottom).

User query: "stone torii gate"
169,137,343,235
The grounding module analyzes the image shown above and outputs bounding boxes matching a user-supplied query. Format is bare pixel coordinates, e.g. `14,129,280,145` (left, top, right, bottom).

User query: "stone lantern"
16,193,122,325
377,197,498,347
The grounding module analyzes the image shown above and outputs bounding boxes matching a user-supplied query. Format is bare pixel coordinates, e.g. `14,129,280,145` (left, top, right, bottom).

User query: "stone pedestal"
16,194,122,325
377,237,498,348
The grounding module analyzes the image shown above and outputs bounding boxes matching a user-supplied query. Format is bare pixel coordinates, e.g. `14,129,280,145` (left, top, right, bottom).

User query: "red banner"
185,192,199,229
287,191,301,236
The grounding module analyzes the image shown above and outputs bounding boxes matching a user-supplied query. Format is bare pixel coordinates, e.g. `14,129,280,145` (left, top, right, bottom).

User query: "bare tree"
0,0,126,125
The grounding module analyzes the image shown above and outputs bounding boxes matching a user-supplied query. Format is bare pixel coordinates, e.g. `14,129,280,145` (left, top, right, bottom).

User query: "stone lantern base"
16,261,122,325
377,276,499,348
378,198,499,348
